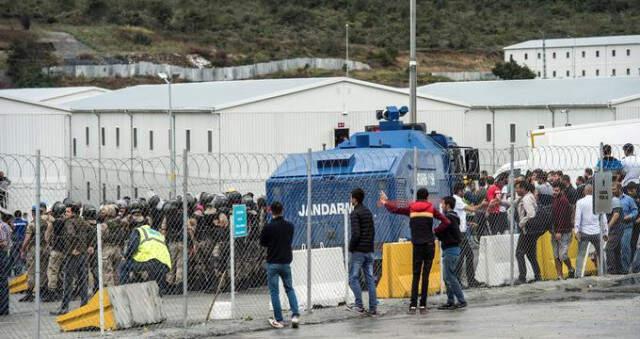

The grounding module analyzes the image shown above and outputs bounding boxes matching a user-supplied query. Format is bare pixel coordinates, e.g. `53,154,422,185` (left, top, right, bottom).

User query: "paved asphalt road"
232,296,640,338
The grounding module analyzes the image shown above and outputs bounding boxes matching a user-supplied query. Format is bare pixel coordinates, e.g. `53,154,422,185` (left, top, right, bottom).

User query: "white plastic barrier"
209,301,232,320
107,281,166,329
475,233,534,286
271,246,353,311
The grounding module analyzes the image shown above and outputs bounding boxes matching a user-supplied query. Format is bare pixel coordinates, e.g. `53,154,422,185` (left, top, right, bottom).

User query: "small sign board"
593,171,613,214
232,204,248,238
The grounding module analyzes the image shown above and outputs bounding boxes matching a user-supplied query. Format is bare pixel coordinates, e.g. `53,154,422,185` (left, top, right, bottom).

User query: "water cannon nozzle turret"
376,105,409,122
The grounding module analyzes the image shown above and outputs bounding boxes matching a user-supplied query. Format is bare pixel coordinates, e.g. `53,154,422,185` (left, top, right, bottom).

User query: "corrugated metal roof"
0,86,108,103
504,35,640,50
417,78,640,108
0,93,70,112
69,78,343,112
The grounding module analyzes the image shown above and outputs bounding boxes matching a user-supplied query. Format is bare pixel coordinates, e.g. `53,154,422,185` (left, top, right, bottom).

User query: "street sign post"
232,204,248,238
593,171,613,214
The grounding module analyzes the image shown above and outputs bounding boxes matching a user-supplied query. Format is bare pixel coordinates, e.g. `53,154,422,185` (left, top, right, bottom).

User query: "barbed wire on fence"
0,144,637,337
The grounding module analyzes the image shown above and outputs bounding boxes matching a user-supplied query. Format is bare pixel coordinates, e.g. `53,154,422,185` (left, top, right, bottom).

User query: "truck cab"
266,106,478,253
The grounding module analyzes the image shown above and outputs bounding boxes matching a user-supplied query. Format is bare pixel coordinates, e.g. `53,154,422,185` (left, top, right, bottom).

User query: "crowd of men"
0,190,268,315
2,144,640,323
456,143,640,286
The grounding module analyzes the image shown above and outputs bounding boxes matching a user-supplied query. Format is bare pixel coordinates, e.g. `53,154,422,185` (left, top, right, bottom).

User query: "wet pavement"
229,274,640,339
2,273,639,338
233,297,640,338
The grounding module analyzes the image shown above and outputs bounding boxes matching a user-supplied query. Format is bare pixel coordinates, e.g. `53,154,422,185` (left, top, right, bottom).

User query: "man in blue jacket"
595,144,623,172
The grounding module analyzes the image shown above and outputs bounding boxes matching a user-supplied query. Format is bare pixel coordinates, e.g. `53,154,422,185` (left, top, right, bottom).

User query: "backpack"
526,197,552,234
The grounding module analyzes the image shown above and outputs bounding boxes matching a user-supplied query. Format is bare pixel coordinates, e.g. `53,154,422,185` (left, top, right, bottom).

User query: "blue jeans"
443,247,465,304
621,226,633,273
632,243,640,273
349,251,377,312
9,242,24,276
267,263,299,322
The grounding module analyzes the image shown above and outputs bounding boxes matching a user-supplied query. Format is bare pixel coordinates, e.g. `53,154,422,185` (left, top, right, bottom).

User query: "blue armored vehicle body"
266,106,477,253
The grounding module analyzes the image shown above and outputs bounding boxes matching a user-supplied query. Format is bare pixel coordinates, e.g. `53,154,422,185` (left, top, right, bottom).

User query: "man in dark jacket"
552,183,575,279
380,188,450,315
347,188,377,316
436,196,467,310
260,201,299,329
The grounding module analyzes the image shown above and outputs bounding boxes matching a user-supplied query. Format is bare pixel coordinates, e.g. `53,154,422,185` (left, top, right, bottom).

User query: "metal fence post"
217,114,222,192
306,148,312,313
598,142,605,277
182,149,189,329
67,114,73,199
412,147,418,200
34,150,41,339
97,212,105,335
229,207,235,318
343,207,349,304
508,144,515,286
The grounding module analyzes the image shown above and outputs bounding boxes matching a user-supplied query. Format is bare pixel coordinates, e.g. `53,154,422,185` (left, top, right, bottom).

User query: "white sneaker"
269,318,284,329
291,315,300,328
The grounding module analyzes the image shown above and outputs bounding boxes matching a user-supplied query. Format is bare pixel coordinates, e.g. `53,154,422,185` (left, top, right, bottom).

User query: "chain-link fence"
1,143,639,338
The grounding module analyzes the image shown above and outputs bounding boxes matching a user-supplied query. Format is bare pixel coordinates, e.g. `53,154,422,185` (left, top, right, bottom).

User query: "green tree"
491,59,536,80
6,37,59,87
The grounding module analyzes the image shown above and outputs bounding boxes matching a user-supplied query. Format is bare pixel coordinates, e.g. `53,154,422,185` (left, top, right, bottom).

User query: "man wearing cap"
10,210,27,276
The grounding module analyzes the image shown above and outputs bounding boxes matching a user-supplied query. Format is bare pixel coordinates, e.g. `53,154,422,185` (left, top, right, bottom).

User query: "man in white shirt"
452,183,485,287
621,143,640,189
574,185,608,278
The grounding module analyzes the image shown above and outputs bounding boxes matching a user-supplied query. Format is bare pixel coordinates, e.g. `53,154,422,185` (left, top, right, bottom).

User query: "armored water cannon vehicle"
266,106,479,252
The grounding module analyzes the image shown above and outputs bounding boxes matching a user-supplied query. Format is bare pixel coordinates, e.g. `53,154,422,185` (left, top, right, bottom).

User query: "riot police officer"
45,202,67,302
51,202,92,315
19,203,52,303
193,198,220,291
83,205,99,295
162,200,185,291
99,204,127,286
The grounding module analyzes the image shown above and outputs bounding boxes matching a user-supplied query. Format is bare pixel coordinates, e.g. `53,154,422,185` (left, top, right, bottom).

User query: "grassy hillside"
1,0,640,87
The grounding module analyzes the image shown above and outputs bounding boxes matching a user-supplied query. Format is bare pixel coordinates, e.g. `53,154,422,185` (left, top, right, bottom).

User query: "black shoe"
437,303,456,310
19,292,34,302
50,308,69,316
346,304,366,314
455,302,468,309
419,306,428,315
514,278,527,285
568,269,575,279
407,306,417,315
41,289,56,302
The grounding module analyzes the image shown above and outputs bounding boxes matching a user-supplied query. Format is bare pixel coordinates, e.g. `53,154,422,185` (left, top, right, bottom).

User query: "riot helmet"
82,204,98,221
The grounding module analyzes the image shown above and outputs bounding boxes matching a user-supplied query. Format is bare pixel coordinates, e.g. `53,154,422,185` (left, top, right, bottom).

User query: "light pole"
409,0,417,123
345,23,349,77
158,72,177,198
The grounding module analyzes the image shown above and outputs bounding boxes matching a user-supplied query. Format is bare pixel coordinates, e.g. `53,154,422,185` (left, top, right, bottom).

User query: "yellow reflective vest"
132,225,172,270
